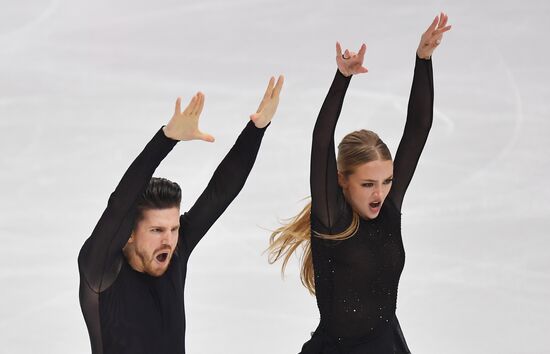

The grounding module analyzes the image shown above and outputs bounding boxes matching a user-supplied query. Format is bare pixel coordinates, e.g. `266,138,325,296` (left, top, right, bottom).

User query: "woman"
269,13,451,353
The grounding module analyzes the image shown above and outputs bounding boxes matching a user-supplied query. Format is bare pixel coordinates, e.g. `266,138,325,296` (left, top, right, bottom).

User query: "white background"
1,1,549,353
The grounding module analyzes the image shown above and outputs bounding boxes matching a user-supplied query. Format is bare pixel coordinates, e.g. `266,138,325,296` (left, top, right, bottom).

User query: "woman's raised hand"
417,12,452,59
250,75,284,129
163,92,214,142
336,42,368,77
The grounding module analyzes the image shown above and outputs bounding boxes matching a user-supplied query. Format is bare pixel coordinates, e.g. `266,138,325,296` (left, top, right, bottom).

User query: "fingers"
336,41,343,58
427,12,451,36
335,42,368,75
192,92,205,116
256,77,275,112
426,15,439,34
178,92,205,116
432,13,451,47
345,49,362,60
435,12,451,34
183,94,198,115
435,25,452,35
358,43,367,60
174,97,182,115
337,42,366,60
424,12,451,48
438,12,448,28
199,131,215,143
433,27,451,47
272,75,284,98
263,76,276,102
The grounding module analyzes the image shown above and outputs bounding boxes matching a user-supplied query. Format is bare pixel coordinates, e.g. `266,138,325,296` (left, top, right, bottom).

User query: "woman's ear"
337,171,348,189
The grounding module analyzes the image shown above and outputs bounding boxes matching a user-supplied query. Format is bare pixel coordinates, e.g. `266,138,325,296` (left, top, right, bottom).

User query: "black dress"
303,54,434,354
78,121,268,354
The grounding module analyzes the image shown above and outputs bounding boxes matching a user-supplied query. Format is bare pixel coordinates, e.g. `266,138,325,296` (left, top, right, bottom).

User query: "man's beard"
137,245,172,277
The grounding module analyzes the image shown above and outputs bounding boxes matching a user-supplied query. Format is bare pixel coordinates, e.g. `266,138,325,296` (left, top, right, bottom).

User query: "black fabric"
308,54,433,352
78,121,268,354
299,314,411,354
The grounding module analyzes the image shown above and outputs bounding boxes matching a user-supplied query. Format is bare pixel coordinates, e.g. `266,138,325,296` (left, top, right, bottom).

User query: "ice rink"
1,0,549,353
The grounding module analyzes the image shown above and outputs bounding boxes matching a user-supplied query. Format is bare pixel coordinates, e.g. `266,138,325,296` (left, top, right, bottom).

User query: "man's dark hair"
134,177,182,226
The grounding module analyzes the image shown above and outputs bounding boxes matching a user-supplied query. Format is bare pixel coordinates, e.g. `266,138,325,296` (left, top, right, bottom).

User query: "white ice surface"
0,1,549,353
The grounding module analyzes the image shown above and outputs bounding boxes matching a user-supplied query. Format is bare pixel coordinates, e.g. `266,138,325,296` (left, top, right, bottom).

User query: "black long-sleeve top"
310,55,433,341
78,121,268,354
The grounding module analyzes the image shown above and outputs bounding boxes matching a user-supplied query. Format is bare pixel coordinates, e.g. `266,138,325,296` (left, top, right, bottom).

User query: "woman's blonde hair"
267,130,392,295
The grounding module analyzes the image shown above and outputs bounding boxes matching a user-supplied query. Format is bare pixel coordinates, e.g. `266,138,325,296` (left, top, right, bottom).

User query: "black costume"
302,55,433,353
78,121,268,354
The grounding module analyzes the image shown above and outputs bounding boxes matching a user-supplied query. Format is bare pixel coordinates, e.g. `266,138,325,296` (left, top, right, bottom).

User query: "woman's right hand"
336,42,368,77
416,12,452,59
163,92,215,142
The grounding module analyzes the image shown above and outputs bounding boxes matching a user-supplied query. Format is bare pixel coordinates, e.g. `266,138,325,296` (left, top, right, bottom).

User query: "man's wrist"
162,125,179,141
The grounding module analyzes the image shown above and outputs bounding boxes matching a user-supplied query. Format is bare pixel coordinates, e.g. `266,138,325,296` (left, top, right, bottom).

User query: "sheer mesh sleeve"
388,55,434,211
310,69,353,234
178,120,268,257
78,127,178,293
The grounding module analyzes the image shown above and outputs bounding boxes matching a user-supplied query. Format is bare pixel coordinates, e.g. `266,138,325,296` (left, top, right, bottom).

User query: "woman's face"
338,159,393,220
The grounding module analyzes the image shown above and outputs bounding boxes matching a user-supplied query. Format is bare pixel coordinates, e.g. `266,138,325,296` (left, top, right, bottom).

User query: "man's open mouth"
156,252,169,262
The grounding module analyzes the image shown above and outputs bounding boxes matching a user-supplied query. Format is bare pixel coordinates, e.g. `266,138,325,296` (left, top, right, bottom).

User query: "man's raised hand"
163,92,215,142
250,75,284,129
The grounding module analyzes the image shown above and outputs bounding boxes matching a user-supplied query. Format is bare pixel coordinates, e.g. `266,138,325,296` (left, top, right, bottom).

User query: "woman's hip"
298,314,411,354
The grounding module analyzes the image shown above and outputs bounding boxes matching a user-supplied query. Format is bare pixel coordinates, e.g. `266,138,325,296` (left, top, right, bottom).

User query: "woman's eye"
384,179,393,185
362,183,374,188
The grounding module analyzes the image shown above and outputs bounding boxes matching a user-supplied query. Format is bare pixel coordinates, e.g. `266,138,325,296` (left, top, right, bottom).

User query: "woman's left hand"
417,12,452,59
336,42,368,77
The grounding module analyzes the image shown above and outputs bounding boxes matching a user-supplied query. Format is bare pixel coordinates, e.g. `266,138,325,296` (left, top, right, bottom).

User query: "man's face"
126,207,180,277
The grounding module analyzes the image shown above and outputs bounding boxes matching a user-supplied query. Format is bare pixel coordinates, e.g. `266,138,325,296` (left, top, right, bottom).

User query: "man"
78,76,284,354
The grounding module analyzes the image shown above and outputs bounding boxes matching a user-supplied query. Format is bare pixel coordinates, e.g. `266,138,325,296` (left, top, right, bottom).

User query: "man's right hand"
163,92,215,142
